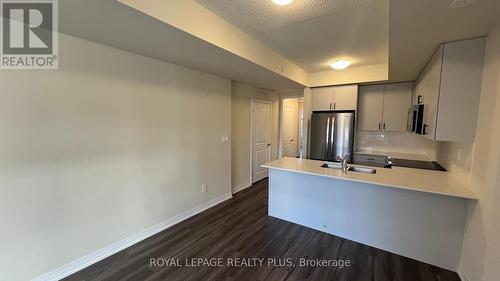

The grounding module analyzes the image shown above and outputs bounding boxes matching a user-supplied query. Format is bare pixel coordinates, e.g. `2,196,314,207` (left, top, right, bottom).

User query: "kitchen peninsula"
262,157,476,271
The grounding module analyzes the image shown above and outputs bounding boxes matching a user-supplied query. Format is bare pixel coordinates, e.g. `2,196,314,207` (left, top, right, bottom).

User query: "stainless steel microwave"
408,104,424,135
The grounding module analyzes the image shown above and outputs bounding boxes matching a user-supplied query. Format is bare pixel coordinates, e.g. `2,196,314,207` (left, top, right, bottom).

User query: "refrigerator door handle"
330,115,336,161
325,117,330,157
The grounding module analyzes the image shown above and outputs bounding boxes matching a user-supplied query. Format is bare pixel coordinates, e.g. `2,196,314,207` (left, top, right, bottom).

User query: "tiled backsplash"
435,141,474,184
355,131,438,159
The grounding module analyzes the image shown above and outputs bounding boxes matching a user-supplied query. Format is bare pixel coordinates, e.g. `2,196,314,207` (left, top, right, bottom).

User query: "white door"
282,101,298,158
252,101,272,183
333,85,358,110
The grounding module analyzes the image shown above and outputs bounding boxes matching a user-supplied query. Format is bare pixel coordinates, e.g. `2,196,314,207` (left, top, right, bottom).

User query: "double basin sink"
321,162,377,174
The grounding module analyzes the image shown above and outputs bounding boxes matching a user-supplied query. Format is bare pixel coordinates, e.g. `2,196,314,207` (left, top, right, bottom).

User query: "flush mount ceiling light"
329,60,352,70
450,0,478,8
271,0,294,6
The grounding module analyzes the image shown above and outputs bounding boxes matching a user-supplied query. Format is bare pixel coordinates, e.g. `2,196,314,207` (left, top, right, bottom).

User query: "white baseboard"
32,192,233,281
231,180,252,194
457,264,471,281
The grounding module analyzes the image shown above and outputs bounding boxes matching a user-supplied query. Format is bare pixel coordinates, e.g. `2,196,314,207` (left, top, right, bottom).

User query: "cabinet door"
414,76,423,105
423,46,443,140
357,85,384,131
311,87,333,111
333,85,358,110
382,83,412,131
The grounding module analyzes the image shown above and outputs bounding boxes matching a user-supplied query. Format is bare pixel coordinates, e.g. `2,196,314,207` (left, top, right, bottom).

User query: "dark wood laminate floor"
64,179,460,281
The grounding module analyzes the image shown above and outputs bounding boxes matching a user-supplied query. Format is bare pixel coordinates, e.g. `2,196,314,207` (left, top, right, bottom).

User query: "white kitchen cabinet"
358,83,412,131
311,87,333,111
358,85,384,130
333,85,358,110
311,85,358,111
383,83,413,131
414,37,486,142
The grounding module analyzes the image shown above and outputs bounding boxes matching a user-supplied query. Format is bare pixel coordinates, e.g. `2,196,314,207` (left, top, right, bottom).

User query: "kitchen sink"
347,166,377,174
321,162,342,170
321,162,376,174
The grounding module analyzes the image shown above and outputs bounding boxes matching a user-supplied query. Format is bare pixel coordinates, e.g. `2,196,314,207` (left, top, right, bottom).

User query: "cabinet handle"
330,102,332,110
423,124,428,135
383,123,386,130
417,95,423,104
378,123,381,130
333,102,336,110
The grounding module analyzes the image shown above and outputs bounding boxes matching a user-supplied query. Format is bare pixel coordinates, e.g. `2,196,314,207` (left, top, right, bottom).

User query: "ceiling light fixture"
271,0,294,6
330,60,351,70
449,0,478,8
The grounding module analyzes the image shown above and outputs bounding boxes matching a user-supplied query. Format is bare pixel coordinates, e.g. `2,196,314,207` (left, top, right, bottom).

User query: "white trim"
31,192,233,281
250,99,273,184
232,180,252,194
457,264,470,281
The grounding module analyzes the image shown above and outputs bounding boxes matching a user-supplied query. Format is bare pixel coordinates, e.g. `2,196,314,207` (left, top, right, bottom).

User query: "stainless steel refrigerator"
309,111,355,162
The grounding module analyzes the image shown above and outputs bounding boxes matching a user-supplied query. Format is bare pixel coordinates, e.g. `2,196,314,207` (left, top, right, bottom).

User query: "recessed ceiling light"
271,0,294,6
330,60,351,70
450,0,478,8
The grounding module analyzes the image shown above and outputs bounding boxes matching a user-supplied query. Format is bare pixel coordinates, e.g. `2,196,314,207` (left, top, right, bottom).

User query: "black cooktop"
391,158,447,171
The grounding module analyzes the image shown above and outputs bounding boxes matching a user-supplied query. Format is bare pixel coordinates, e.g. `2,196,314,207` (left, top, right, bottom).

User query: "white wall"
231,82,279,190
0,34,231,281
435,141,475,185
459,25,500,281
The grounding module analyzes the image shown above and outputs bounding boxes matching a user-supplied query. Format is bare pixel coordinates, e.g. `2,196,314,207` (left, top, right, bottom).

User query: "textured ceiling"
196,0,370,33
388,0,500,81
196,0,388,72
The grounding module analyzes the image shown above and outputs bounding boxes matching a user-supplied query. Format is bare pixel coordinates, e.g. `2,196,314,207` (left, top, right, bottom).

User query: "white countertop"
262,158,476,200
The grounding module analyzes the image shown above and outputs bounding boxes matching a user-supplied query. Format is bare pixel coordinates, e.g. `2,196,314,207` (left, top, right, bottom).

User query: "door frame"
279,94,304,158
250,99,273,184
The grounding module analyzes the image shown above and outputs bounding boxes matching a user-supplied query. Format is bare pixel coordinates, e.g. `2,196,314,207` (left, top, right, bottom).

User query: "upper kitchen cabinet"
358,83,412,131
414,37,486,142
311,87,333,111
358,85,384,131
333,85,359,110
311,85,358,111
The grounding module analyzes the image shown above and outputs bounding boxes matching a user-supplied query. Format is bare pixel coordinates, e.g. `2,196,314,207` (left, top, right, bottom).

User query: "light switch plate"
221,134,229,143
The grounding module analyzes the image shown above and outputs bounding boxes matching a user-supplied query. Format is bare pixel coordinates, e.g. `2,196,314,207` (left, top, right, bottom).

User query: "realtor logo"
1,0,58,69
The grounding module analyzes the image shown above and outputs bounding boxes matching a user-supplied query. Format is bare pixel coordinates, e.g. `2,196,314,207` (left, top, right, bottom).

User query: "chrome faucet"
338,153,350,173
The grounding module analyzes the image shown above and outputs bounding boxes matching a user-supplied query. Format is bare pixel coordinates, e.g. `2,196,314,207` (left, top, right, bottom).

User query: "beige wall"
231,82,279,190
459,25,500,281
0,34,231,281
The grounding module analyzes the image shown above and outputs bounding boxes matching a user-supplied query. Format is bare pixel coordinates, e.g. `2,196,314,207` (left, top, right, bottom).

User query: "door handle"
326,117,330,156
330,116,335,160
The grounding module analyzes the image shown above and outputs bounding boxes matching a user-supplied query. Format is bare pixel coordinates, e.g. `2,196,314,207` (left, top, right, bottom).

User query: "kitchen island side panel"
268,169,467,271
